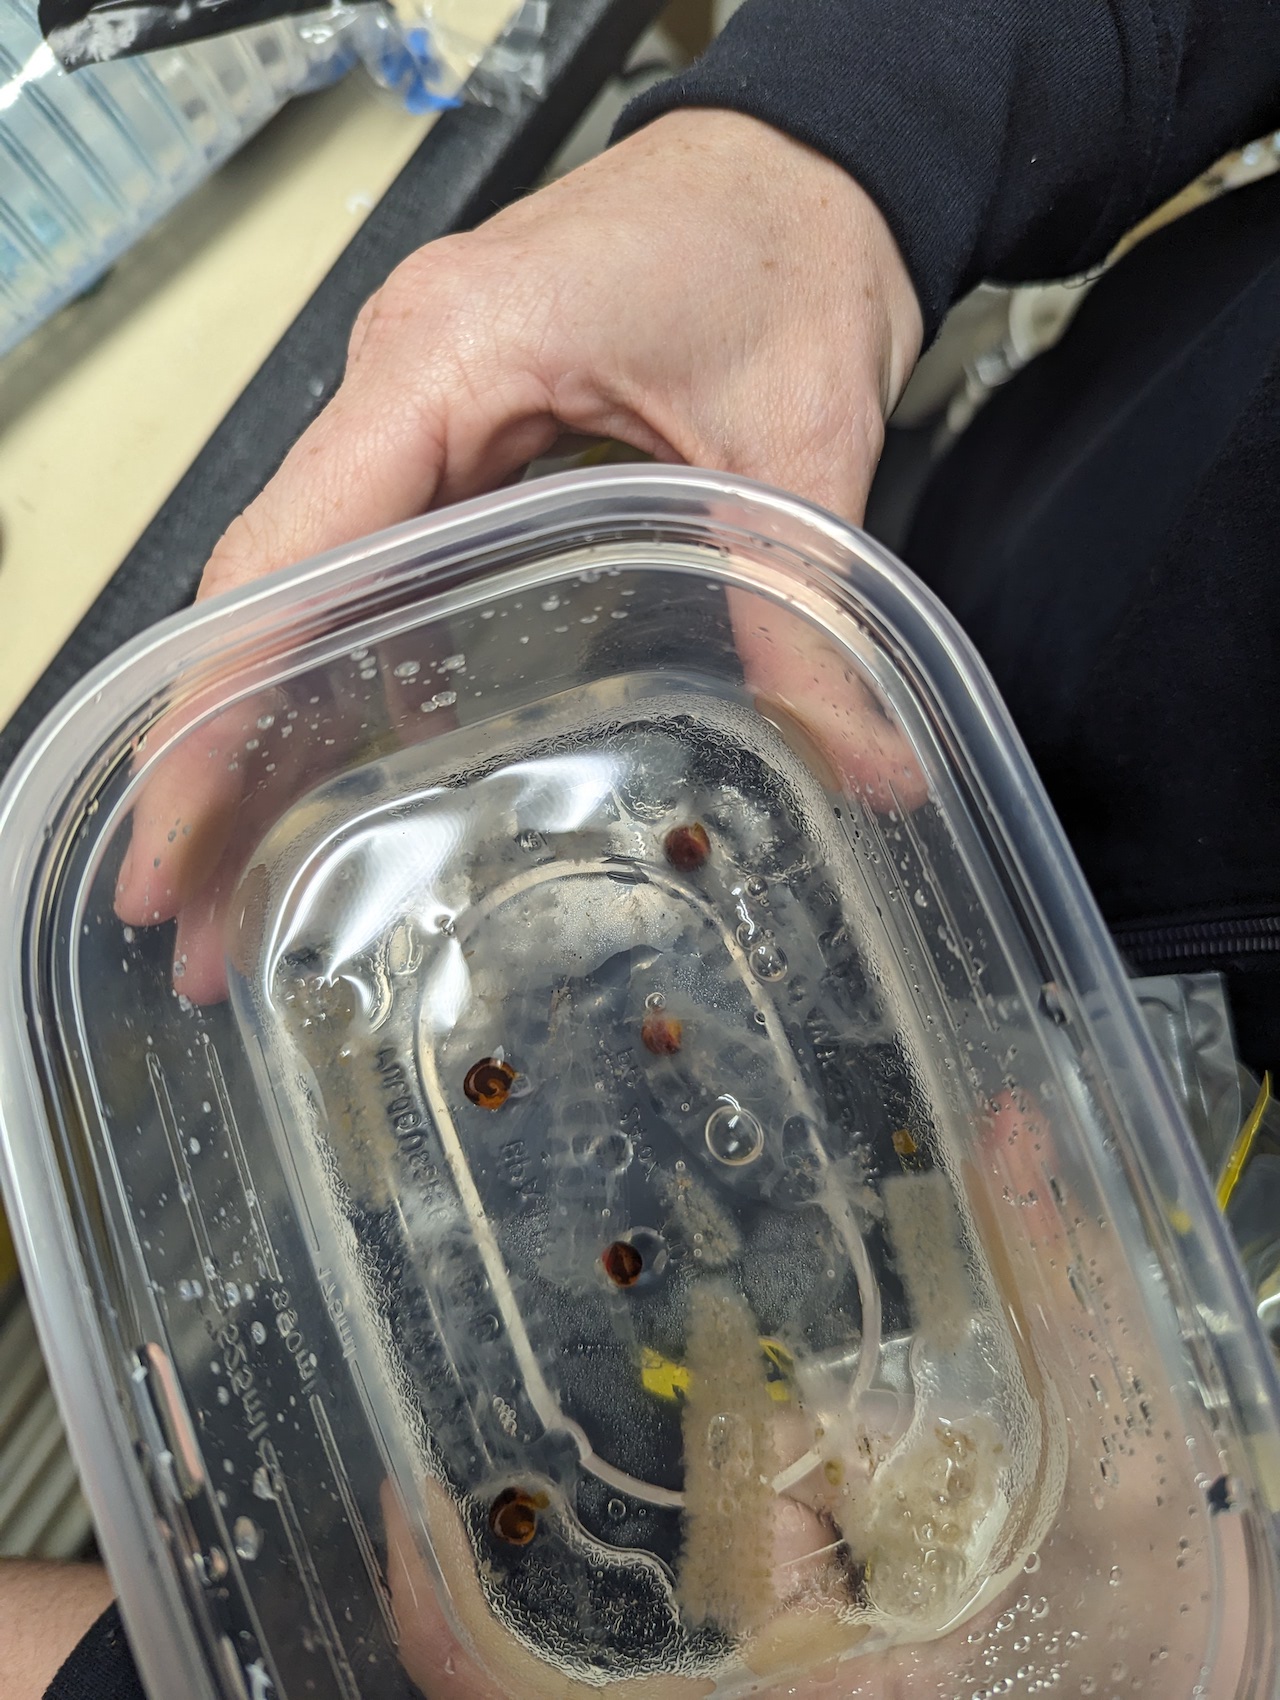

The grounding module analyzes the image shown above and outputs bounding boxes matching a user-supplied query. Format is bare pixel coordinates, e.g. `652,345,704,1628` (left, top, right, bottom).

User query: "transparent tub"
0,468,1277,1700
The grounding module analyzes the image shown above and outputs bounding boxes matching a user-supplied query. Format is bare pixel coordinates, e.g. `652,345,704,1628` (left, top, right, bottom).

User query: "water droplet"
540,595,561,612
748,940,788,982
433,690,458,708
746,876,768,897
224,1282,241,1306
233,1516,263,1561
439,654,466,673
607,1497,627,1520
705,1099,764,1166
1108,1565,1122,1587
216,1386,230,1405
252,1465,276,1501
188,1136,200,1156
644,990,666,1011
393,659,420,679
177,1278,202,1301
250,1321,267,1345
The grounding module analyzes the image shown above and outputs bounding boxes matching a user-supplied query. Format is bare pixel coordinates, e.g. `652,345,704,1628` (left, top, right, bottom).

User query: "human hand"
114,108,926,996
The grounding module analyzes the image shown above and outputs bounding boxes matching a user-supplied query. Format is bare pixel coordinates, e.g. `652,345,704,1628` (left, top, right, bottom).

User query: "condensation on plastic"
0,470,1278,1700
0,0,356,357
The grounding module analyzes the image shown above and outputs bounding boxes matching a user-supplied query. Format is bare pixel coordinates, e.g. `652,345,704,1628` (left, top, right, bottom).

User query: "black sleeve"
43,1604,146,1700
615,0,1280,337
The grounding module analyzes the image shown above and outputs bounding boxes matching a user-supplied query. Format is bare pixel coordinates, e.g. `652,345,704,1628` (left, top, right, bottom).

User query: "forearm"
619,0,1280,337
0,1559,113,1700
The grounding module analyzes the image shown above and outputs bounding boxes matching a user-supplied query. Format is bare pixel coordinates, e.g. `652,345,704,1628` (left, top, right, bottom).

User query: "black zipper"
1112,913,1280,972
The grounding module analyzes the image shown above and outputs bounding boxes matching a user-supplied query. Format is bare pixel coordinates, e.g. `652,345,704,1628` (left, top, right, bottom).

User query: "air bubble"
746,876,768,897
252,1465,275,1501
233,1517,262,1560
705,1099,764,1166
517,829,545,853
748,940,788,982
250,1321,267,1345
607,1497,627,1520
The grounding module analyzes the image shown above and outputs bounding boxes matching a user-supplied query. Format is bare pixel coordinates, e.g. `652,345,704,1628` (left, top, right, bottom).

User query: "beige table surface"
0,0,517,729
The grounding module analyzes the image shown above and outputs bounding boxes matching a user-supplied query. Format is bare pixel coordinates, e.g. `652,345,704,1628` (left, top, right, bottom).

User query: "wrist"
618,107,924,418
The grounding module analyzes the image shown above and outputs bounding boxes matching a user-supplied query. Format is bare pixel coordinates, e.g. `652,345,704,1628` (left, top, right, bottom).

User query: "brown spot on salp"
488,1487,541,1546
464,1057,516,1110
664,822,710,872
641,1010,684,1055
602,1240,644,1287
891,1128,918,1158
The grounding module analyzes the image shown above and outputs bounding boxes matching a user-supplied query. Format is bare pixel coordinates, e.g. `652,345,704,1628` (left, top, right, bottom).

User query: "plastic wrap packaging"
0,0,549,354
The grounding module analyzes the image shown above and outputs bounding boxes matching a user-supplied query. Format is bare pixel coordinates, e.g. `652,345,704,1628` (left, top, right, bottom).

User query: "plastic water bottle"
0,0,356,356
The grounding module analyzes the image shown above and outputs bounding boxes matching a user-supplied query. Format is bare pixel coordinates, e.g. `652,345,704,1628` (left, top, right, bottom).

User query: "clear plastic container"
0,0,353,356
0,467,1277,1700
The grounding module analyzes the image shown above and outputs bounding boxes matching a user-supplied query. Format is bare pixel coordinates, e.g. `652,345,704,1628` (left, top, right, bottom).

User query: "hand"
115,107,927,996
200,107,922,598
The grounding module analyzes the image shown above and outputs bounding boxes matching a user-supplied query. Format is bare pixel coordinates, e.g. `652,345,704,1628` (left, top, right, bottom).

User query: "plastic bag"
39,0,548,112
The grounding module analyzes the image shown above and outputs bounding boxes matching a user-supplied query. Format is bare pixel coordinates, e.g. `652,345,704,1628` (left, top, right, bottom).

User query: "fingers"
114,699,262,928
199,248,560,606
728,590,929,815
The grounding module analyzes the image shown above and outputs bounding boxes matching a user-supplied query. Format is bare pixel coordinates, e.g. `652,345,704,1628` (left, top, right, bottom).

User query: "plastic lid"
1,468,1277,1700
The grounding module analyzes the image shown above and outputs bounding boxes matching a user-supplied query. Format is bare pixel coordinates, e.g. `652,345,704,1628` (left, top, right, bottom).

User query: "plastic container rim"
0,464,1276,1698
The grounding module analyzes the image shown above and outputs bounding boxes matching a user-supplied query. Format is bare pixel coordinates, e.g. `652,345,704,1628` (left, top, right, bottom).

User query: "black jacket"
622,3,1280,1069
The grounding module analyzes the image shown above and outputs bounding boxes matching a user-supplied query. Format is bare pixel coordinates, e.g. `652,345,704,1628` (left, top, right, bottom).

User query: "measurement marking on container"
203,1033,281,1283
202,1493,286,1700
259,1439,360,1700
147,1052,224,1312
311,1392,399,1647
